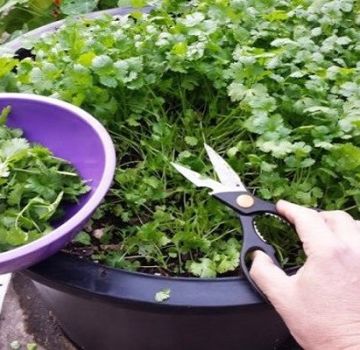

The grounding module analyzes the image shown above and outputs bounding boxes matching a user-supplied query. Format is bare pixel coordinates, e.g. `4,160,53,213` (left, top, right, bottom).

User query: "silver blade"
171,162,228,193
204,143,247,191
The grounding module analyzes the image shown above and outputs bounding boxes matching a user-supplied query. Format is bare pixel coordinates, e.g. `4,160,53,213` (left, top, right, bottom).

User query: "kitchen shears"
172,144,287,301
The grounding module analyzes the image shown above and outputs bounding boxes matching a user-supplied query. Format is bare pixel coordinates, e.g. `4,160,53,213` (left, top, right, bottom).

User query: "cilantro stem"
51,156,70,163
342,204,358,211
15,198,41,232
56,171,78,176
13,168,40,175
125,255,143,259
13,168,77,176
209,231,234,243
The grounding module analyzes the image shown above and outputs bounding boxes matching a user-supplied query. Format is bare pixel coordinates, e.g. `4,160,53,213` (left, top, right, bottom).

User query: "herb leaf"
0,107,89,252
154,288,171,302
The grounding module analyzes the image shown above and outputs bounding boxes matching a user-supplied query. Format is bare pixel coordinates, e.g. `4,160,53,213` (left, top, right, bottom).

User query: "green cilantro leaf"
154,288,171,302
0,105,10,125
188,258,217,278
185,136,198,147
60,0,99,15
74,231,92,245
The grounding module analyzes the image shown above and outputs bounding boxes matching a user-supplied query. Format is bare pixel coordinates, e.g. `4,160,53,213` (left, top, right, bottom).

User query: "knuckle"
322,210,353,222
321,240,350,259
293,208,321,226
298,207,319,218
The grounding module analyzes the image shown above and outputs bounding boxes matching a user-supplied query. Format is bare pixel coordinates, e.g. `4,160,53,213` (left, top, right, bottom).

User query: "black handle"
213,191,279,216
212,191,293,301
238,213,281,303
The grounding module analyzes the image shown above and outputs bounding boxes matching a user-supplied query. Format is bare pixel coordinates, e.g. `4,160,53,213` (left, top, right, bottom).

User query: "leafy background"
1,0,360,277
0,0,124,43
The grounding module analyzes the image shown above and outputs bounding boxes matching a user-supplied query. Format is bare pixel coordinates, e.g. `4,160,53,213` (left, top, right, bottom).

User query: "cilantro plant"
0,106,89,252
1,0,360,277
0,0,122,44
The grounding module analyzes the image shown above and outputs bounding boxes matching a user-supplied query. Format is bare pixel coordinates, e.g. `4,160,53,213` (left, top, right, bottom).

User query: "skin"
250,200,360,350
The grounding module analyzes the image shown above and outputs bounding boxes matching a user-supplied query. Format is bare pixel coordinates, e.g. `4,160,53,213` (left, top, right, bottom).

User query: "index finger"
276,200,336,256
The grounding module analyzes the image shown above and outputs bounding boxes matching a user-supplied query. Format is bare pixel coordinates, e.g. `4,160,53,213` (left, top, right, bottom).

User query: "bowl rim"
0,93,116,264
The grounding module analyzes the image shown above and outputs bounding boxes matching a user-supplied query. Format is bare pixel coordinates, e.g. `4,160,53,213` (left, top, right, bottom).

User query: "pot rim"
28,252,298,309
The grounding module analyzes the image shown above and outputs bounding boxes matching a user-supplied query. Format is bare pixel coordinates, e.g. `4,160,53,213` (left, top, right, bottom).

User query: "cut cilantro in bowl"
0,106,90,253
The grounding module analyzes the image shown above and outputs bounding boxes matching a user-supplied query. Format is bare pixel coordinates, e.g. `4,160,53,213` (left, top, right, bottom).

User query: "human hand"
250,200,360,350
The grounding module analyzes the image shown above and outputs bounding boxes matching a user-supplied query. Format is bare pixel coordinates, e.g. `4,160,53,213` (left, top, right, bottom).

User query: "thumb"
249,250,290,303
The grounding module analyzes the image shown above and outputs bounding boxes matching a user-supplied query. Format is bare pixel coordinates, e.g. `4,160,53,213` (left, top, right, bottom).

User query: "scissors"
172,144,288,301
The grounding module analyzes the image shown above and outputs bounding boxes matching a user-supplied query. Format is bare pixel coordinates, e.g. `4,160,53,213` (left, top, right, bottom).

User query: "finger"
276,200,336,255
320,211,359,240
250,250,290,303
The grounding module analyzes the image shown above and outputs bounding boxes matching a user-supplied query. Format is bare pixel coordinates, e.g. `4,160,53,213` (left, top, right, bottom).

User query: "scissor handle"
213,191,286,302
213,191,281,216
238,213,281,302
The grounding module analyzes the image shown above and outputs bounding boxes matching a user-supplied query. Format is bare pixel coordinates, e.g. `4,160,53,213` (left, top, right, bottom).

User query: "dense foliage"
1,0,360,276
0,0,123,43
0,107,89,252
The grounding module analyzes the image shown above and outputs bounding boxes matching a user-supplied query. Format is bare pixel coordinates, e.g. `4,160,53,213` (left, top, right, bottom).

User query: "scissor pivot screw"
236,194,254,208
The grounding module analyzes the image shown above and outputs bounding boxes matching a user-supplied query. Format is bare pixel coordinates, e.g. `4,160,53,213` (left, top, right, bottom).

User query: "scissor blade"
171,162,226,193
204,143,247,191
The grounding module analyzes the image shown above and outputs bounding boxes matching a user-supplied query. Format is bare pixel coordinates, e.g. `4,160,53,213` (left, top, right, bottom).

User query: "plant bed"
2,0,360,348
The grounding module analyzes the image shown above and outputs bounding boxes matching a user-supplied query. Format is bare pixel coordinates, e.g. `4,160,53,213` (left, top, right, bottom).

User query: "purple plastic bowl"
0,93,116,274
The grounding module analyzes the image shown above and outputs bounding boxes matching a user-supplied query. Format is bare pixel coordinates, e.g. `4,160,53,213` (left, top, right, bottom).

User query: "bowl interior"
0,97,106,223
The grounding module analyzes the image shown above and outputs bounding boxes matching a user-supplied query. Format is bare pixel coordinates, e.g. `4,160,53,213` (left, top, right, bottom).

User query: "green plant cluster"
0,107,89,252
1,0,360,276
0,0,123,44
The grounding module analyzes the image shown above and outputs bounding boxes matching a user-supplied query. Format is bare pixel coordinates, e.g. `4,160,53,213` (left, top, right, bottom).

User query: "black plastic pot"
25,253,294,350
